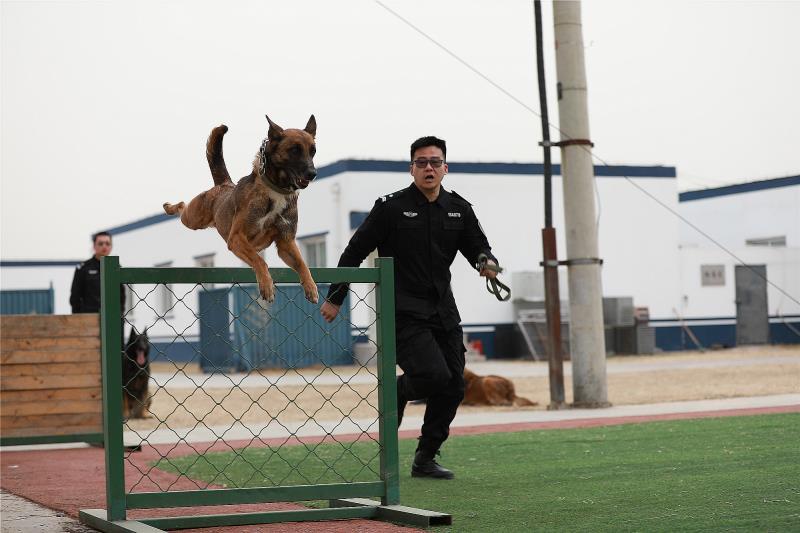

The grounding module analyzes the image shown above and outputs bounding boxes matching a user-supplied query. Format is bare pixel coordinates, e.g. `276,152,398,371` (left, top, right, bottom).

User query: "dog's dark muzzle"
294,165,316,189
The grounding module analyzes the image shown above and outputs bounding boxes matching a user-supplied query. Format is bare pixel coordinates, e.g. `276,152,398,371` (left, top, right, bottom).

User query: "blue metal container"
0,287,54,315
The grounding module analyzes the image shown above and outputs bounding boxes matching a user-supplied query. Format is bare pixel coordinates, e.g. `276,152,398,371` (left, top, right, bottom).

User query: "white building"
97,159,681,357
663,175,800,350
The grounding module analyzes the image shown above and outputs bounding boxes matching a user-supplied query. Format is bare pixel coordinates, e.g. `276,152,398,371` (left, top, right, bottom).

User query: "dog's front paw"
304,283,319,304
259,282,276,303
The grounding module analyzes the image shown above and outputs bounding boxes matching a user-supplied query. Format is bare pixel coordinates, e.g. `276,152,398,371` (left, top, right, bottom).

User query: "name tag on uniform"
447,212,461,218
88,270,99,274
403,211,418,218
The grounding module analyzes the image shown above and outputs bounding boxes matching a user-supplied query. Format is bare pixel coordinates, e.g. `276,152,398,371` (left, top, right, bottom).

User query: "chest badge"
403,211,418,218
447,212,462,218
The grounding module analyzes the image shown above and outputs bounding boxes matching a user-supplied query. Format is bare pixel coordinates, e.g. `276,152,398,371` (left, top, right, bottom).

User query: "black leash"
475,253,511,301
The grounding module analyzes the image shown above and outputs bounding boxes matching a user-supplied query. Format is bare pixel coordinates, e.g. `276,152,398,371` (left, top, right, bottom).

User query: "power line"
373,0,799,307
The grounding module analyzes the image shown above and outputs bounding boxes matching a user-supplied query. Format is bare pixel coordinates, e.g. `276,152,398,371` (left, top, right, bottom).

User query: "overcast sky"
2,0,798,260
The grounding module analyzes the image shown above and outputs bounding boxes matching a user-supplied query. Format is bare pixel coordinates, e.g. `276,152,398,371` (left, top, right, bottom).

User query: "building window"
155,261,174,316
700,264,725,287
195,253,215,290
745,236,786,247
300,234,327,268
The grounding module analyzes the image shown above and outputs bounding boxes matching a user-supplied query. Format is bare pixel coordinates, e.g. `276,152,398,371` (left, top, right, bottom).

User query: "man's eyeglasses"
412,158,444,169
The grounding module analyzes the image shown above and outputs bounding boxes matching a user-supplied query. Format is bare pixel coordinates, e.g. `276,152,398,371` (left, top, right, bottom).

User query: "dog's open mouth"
295,177,311,189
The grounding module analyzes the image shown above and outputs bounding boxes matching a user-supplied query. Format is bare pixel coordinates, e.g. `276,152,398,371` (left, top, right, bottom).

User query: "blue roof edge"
319,159,677,179
679,174,800,202
103,159,677,236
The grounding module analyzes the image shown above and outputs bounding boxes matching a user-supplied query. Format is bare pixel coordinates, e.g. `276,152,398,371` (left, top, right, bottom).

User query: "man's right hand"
320,300,341,323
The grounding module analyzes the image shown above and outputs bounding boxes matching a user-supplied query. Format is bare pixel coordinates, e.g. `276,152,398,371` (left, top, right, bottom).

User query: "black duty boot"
411,448,454,479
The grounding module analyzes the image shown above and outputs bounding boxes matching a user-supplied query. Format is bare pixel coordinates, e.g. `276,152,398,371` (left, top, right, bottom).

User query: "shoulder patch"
449,190,472,206
377,188,407,203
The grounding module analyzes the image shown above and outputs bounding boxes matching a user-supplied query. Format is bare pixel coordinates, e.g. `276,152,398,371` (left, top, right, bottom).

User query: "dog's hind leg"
276,239,319,303
164,189,218,230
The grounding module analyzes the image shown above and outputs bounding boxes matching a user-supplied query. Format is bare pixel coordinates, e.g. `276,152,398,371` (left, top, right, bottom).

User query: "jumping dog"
163,116,319,303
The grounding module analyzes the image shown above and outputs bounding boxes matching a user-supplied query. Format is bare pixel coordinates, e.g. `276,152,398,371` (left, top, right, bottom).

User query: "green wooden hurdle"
80,256,450,531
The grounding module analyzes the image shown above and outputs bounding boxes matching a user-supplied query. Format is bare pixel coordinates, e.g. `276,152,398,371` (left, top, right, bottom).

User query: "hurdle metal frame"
80,256,450,531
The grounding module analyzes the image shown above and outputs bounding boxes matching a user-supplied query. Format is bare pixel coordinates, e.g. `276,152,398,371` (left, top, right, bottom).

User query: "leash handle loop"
475,253,511,302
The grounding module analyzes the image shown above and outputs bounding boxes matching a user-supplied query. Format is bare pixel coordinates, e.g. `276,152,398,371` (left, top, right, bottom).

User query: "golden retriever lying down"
462,368,538,407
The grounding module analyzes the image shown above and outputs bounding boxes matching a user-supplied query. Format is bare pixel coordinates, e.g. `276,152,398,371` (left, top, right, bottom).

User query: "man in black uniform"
70,231,123,313
321,136,498,479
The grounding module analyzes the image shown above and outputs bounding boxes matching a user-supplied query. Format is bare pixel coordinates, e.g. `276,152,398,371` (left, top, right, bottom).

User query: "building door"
734,265,769,345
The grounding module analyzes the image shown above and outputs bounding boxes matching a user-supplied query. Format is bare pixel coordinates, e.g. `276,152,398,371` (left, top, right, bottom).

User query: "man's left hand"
479,259,498,280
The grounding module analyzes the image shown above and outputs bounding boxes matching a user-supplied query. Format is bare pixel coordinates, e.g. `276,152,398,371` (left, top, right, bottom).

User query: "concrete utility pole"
552,1,609,407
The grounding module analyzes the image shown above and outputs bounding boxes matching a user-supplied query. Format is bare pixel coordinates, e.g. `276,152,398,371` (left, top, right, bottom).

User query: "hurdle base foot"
79,509,162,533
330,497,452,527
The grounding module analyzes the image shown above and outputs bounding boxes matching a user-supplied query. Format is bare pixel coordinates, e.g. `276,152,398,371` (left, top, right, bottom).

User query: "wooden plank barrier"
1,314,103,445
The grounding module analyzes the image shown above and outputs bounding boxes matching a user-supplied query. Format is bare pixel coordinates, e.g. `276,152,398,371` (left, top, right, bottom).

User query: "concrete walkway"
1,490,96,533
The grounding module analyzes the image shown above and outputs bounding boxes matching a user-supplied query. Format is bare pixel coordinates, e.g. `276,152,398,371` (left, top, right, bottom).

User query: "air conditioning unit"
603,297,635,327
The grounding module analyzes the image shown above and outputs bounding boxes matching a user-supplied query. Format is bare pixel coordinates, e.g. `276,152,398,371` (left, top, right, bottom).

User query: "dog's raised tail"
207,125,232,186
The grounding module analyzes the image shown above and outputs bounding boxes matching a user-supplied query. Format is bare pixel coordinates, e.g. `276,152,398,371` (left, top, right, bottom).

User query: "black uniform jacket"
327,184,497,329
70,256,125,313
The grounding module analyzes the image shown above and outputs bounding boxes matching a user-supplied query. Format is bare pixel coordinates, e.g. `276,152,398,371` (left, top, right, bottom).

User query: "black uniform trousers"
395,312,466,453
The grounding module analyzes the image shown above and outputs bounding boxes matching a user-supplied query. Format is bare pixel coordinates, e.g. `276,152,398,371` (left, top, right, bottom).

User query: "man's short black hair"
410,136,446,161
93,231,112,243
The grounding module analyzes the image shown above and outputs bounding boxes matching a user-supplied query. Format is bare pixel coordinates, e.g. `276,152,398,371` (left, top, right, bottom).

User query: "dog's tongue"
137,351,146,366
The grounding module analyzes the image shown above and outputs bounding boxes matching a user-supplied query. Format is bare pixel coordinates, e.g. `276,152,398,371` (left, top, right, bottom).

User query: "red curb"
1,405,797,532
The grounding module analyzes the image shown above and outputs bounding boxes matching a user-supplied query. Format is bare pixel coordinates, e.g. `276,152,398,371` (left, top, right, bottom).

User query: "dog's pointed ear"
265,115,284,143
304,115,317,138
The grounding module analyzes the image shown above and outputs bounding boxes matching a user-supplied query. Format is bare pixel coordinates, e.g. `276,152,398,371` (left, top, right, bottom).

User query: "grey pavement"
0,490,95,533
118,393,800,446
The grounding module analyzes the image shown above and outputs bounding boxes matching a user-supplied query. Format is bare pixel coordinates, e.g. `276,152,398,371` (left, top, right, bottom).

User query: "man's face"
410,146,447,195
93,235,112,258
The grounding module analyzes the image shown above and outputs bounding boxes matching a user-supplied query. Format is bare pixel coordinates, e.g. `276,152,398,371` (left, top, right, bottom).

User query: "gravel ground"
129,345,800,432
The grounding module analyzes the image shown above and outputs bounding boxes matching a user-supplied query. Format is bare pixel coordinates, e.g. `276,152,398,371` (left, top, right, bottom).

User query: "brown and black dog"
123,327,152,419
462,368,538,407
163,115,319,303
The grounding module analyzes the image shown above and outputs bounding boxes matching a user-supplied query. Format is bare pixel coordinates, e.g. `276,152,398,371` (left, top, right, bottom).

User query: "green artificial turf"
156,413,800,531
